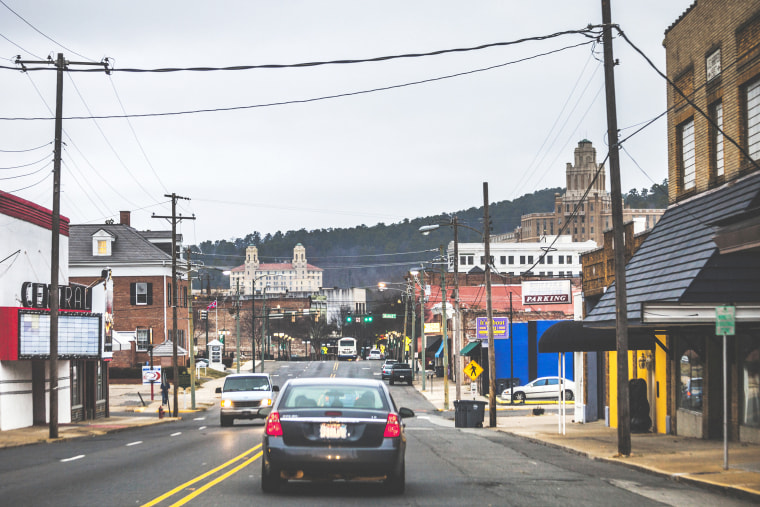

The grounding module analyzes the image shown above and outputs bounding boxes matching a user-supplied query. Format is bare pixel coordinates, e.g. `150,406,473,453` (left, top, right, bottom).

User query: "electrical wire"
7,167,51,192
0,141,51,152
0,39,595,121
615,25,760,173
0,31,42,60
0,159,51,180
107,74,167,193
66,73,156,198
0,0,94,62
0,153,50,170
1,27,601,75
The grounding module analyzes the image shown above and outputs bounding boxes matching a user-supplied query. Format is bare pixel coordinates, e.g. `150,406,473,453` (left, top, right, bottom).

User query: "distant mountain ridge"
192,182,666,289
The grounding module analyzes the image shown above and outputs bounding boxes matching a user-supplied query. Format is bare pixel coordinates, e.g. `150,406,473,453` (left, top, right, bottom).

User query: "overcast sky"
0,1,692,244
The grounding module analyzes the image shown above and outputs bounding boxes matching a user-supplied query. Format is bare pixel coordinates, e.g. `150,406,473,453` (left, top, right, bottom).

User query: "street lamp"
378,281,416,381
409,268,427,392
420,213,496,426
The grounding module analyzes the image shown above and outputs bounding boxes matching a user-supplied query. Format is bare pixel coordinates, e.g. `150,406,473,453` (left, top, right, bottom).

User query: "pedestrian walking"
161,377,170,406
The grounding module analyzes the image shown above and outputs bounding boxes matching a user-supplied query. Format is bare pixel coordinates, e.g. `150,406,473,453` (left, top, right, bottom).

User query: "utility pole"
602,0,631,456
186,249,196,410
153,194,194,417
484,182,496,428
235,279,241,373
453,216,461,402
439,245,450,411
14,53,109,439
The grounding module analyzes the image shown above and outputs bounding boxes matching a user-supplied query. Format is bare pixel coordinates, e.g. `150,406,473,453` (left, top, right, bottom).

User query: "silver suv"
215,373,279,426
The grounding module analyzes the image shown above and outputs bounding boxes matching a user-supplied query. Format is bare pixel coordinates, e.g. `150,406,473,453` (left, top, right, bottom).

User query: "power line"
0,39,595,121
0,0,94,61
0,141,51,153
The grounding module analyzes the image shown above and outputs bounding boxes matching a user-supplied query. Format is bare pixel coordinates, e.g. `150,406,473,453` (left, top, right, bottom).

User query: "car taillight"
384,413,401,438
265,411,283,436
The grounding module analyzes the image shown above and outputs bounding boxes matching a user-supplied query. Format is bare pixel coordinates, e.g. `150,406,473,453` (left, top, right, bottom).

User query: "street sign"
142,366,162,385
716,305,735,336
382,313,396,319
200,310,208,320
476,317,509,339
464,360,483,381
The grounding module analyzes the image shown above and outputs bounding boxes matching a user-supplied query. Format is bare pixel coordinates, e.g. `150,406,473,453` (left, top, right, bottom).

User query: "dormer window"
92,229,114,256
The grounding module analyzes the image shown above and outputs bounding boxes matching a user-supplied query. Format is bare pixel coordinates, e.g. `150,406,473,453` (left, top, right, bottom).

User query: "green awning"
460,341,480,355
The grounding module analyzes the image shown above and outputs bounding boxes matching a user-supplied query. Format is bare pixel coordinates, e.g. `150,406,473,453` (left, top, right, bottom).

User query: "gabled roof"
585,171,760,327
69,223,174,265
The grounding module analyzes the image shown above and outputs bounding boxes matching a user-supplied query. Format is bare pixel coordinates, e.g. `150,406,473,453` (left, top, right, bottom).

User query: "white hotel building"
451,235,597,278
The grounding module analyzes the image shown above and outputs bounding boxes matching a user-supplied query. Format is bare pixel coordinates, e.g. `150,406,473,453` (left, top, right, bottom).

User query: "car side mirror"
273,385,280,392
215,387,222,394
258,406,272,417
398,407,415,419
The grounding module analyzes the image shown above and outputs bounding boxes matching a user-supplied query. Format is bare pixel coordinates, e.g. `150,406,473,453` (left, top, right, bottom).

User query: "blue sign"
476,317,509,339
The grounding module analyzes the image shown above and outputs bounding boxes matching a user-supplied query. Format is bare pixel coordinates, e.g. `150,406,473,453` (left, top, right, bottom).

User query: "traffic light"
363,314,373,323
345,314,353,323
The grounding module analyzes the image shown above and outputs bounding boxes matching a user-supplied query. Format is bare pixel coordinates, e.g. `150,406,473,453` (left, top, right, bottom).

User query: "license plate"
398,375,406,379
320,423,347,439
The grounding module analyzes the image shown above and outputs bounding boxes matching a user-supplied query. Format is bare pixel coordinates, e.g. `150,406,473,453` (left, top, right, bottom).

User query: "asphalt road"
0,360,752,506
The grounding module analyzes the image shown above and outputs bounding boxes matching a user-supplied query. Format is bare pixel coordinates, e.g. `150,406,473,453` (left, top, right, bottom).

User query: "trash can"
454,400,486,428
435,366,444,378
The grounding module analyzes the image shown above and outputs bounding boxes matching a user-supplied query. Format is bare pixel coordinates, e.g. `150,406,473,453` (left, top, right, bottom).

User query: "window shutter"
130,283,136,305
146,283,153,305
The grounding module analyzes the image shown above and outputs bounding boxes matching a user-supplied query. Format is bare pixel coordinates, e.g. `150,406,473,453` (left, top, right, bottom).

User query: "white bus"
337,337,358,361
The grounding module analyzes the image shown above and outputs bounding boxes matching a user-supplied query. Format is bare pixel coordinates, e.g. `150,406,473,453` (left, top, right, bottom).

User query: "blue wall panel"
493,320,573,386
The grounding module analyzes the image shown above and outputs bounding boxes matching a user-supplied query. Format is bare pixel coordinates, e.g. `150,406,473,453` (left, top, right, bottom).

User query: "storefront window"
742,345,760,428
96,362,104,401
71,362,81,407
679,348,704,412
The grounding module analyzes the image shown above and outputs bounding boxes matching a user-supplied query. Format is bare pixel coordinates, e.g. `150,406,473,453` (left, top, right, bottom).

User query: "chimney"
119,210,131,226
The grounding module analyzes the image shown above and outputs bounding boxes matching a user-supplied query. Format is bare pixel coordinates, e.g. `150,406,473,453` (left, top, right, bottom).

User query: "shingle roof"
585,171,760,327
69,224,174,264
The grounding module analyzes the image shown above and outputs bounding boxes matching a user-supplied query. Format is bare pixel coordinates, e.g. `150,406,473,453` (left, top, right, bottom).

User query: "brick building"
69,211,190,369
586,0,760,443
517,140,665,244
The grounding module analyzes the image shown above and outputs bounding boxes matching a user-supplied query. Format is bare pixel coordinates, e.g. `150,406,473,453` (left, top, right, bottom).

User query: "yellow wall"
606,336,668,434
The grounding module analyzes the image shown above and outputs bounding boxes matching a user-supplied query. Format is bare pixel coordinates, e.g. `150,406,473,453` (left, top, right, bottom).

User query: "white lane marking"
193,417,205,421
60,455,85,462
126,441,142,447
288,373,293,376
170,432,182,437
198,426,207,431
362,367,371,370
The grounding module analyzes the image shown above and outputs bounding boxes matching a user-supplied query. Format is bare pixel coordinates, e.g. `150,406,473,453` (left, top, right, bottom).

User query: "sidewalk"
414,374,760,502
0,362,259,450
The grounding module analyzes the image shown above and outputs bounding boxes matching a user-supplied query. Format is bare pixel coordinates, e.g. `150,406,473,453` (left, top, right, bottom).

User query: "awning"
538,321,654,353
435,339,445,358
460,341,480,355
425,337,442,353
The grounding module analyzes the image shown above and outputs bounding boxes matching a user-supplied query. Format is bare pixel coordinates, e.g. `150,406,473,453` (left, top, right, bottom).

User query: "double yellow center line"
331,361,339,377
141,444,263,507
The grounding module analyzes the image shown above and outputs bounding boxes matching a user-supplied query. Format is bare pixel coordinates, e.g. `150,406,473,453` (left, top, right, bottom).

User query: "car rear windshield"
393,363,410,369
280,385,389,411
223,376,271,392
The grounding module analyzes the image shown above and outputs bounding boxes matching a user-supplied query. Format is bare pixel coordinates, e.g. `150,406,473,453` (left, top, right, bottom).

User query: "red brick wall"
71,274,189,354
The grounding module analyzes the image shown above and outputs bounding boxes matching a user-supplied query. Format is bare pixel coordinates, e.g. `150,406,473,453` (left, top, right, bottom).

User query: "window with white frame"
711,101,724,177
137,328,150,350
680,118,696,191
748,80,760,162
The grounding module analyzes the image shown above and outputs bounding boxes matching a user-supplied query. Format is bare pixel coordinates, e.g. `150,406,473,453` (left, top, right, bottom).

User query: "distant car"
381,359,398,380
215,373,279,426
369,349,383,360
501,376,575,403
260,377,414,494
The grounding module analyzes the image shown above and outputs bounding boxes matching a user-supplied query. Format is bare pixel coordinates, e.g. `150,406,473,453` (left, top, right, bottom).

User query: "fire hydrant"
158,406,165,419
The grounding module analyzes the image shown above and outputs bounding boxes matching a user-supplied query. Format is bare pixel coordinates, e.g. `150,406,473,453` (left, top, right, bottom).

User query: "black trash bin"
454,400,486,428
435,366,444,378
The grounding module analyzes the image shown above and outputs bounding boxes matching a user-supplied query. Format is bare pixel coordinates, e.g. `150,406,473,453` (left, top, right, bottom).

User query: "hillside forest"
192,180,668,290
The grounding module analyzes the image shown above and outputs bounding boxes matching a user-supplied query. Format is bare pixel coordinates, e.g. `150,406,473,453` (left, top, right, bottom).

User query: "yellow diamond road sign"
464,360,484,381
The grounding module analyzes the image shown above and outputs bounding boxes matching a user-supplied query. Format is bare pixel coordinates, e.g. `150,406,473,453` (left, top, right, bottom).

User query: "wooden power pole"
601,0,631,455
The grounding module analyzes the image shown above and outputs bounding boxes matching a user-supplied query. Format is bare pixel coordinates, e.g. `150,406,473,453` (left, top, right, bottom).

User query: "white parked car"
500,376,575,403
368,349,383,360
